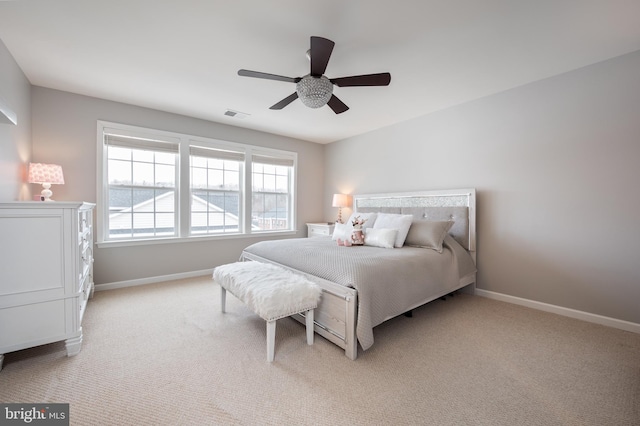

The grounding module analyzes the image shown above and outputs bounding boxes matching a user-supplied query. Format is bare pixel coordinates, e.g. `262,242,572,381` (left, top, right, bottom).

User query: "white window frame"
250,151,296,234
189,145,245,236
97,121,297,247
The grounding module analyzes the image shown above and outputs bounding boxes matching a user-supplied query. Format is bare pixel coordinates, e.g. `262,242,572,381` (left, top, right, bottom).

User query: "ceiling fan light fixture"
238,36,390,114
296,75,333,108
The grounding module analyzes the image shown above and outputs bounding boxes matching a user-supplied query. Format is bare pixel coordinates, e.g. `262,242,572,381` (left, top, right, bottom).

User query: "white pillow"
332,222,353,241
346,212,377,229
373,213,413,247
364,228,397,249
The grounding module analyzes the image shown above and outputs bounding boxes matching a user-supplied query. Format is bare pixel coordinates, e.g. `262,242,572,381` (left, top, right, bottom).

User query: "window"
251,154,294,231
190,146,243,235
97,122,296,244
105,133,179,239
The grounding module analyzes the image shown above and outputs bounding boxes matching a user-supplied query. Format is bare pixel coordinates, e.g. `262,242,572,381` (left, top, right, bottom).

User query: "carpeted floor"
1,276,638,425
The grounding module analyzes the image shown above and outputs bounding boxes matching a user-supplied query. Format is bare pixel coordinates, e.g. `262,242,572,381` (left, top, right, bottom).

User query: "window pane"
132,212,154,236
108,146,131,161
252,171,263,191
252,192,288,230
224,170,239,190
155,190,174,212
275,175,288,192
132,149,154,162
263,164,275,175
264,174,276,191
109,210,132,234
191,191,207,212
208,169,223,188
192,167,207,189
209,158,224,169
155,151,175,165
109,187,132,210
155,213,175,235
208,212,224,229
155,164,175,187
132,162,154,186
191,212,207,233
191,156,207,168
108,159,131,185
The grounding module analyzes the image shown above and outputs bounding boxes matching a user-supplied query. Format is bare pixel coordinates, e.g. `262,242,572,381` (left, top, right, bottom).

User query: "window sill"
96,230,299,249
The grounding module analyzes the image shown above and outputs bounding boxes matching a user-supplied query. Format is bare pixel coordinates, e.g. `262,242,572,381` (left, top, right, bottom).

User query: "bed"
240,188,477,359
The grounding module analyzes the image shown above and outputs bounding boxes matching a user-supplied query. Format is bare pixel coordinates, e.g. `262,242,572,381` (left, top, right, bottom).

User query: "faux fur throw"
213,261,322,321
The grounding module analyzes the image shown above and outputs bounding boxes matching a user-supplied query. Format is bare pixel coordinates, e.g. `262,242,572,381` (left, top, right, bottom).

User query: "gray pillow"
404,220,454,252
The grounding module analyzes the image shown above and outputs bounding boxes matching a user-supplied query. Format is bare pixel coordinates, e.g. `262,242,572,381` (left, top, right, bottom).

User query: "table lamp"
332,193,352,224
28,163,65,201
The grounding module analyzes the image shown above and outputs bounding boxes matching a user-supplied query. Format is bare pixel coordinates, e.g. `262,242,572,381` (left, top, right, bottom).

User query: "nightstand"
306,222,335,238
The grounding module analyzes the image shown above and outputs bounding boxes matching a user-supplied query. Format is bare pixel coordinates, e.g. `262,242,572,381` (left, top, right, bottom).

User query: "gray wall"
324,50,640,325
31,87,325,284
0,38,31,201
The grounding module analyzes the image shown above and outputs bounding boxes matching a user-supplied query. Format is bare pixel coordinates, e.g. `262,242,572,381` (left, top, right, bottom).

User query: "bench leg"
266,320,276,362
220,287,226,313
305,310,314,345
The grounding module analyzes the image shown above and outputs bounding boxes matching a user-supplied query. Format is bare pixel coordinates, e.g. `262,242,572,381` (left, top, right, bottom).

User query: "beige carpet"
1,276,638,425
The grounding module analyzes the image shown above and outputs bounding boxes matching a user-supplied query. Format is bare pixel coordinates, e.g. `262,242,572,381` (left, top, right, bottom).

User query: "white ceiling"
1,0,639,144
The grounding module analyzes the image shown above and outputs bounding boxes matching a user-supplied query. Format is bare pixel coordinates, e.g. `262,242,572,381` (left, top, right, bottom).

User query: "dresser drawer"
78,209,91,235
306,223,335,238
78,245,93,283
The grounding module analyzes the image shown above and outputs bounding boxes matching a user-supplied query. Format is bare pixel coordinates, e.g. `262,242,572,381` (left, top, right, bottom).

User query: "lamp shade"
332,193,352,208
28,163,65,185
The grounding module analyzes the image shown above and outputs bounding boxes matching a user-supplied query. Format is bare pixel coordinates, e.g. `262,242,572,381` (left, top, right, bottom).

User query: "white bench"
213,261,322,362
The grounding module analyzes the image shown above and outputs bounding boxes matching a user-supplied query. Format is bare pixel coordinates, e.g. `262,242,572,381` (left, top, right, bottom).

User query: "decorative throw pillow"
364,228,397,249
372,213,413,247
332,222,353,241
346,212,377,229
404,220,454,253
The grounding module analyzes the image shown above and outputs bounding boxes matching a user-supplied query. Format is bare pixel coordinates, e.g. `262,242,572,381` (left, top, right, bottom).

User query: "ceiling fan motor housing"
296,75,333,108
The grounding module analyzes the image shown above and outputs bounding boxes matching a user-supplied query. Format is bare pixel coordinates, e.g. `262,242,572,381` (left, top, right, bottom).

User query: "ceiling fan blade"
238,69,301,83
330,72,391,87
310,36,335,77
269,92,299,110
327,95,349,114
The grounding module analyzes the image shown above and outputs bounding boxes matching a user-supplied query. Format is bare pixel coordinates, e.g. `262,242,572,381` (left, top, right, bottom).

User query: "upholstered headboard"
354,188,476,262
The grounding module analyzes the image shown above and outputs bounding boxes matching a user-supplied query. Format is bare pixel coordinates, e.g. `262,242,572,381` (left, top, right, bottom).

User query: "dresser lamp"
332,193,352,224
28,163,65,201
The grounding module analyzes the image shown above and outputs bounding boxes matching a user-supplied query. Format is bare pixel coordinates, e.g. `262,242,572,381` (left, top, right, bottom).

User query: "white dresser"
0,202,95,370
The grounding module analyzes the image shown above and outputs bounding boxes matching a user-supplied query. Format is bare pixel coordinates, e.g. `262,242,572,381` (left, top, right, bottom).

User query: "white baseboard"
94,269,213,292
475,289,640,334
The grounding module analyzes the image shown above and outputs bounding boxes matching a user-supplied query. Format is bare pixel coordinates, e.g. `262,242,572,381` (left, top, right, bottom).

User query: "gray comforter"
241,235,476,351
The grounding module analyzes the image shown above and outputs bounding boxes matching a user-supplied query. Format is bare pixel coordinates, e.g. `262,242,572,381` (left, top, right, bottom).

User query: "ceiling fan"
238,36,391,114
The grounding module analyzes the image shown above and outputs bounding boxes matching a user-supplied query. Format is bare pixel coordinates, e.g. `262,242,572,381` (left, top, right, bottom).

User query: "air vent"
224,109,250,119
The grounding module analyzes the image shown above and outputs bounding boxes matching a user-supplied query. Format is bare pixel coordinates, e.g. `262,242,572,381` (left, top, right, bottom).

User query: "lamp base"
41,183,54,202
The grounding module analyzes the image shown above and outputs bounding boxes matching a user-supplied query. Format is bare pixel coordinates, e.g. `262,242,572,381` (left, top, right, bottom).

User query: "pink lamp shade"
332,193,352,208
28,163,65,201
332,193,352,223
